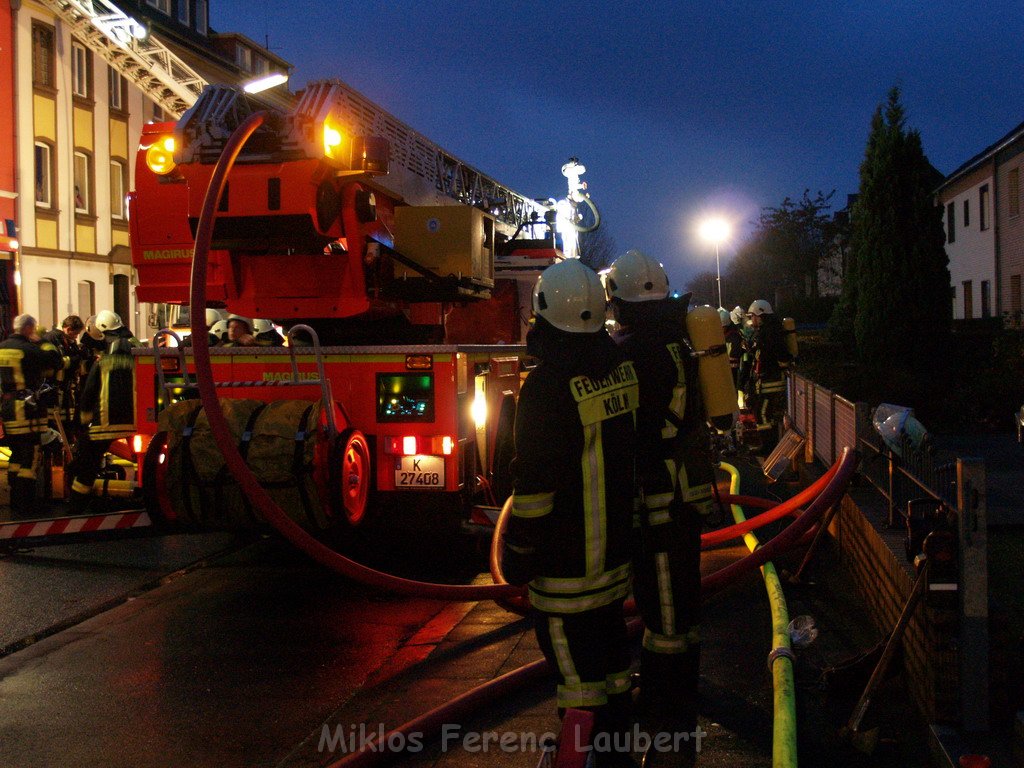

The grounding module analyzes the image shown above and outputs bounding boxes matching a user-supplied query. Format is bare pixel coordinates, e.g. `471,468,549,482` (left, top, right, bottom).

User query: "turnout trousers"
534,599,633,758
632,501,702,744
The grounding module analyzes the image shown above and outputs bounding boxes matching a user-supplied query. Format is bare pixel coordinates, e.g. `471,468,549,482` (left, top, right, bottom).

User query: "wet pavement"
0,461,932,768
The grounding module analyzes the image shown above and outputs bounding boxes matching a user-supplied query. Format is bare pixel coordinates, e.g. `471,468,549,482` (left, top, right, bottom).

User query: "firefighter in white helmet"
252,319,285,346
70,337,137,514
501,258,637,764
224,315,257,347
746,299,792,450
605,248,714,765
93,310,138,352
181,308,225,348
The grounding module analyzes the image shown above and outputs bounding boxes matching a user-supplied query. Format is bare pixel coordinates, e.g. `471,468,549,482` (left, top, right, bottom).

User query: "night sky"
212,0,1024,289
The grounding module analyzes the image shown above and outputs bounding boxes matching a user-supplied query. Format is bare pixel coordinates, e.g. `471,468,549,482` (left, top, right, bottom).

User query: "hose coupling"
766,646,796,671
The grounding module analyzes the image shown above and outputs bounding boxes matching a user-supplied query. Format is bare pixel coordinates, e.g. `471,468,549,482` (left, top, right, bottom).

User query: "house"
936,120,1024,324
2,0,289,338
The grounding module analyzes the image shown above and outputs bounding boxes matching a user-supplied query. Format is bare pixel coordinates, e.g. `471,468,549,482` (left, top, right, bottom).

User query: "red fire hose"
186,113,859,606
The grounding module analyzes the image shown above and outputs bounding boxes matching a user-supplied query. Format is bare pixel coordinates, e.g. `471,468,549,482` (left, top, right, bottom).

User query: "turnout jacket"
78,349,136,440
506,326,638,614
615,300,713,524
0,333,64,435
750,314,792,392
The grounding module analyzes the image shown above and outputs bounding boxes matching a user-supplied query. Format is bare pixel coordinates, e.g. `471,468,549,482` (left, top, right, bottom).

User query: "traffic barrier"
0,510,150,541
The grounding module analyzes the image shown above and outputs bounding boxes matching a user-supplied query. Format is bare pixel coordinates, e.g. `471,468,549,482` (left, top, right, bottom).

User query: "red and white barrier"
0,511,151,541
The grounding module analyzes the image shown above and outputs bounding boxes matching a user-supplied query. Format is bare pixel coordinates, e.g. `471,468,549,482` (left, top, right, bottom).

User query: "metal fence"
785,371,989,731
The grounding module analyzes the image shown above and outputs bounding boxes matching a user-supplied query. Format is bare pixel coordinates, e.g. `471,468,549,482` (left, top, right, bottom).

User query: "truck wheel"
336,429,371,527
141,432,174,530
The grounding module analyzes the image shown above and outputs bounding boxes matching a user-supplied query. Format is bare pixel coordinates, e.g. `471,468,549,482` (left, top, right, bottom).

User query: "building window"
963,199,969,228
74,151,92,214
1010,168,1020,218
146,0,171,14
71,42,90,98
963,280,973,319
38,279,57,329
108,67,125,111
32,23,55,88
177,0,189,24
981,280,991,318
110,160,127,220
34,142,53,208
252,56,267,75
195,0,207,33
77,280,95,317
946,201,955,243
113,274,130,324
236,45,252,71
151,102,165,122
980,185,990,231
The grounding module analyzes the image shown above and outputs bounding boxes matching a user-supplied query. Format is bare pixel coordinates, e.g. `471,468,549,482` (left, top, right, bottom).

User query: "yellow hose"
718,461,797,767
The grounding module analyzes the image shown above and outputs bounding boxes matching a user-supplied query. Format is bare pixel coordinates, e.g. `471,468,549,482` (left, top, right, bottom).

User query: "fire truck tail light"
160,357,181,373
383,435,454,456
146,137,177,175
323,123,344,160
133,434,144,454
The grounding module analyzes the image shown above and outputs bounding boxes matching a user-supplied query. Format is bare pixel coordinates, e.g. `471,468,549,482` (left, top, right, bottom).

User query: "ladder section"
295,80,548,228
37,0,207,117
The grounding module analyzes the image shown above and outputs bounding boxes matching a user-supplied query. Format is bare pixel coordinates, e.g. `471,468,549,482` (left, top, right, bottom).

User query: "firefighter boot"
637,646,700,765
592,695,638,768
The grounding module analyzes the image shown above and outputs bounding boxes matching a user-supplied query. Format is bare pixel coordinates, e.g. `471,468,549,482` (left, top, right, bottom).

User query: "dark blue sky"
213,1,1024,289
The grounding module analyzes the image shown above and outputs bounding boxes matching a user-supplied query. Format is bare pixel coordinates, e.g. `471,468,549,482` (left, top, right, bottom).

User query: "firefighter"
719,307,743,390
225,315,258,347
69,337,136,514
0,314,64,517
606,249,716,766
93,310,139,351
42,315,85,430
746,299,792,451
501,259,637,766
252,319,286,346
181,308,224,347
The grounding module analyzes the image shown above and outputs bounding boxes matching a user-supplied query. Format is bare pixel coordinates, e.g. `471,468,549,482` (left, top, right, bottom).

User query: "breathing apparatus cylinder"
685,305,737,432
783,317,798,360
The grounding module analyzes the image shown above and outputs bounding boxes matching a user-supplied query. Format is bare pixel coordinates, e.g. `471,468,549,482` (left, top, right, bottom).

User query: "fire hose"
186,114,859,765
720,461,797,768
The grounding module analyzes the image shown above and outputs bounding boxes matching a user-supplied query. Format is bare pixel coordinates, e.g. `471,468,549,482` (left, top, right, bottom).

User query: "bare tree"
578,226,617,271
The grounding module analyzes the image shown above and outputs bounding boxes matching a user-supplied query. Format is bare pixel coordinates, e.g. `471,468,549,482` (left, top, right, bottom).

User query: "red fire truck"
125,80,595,535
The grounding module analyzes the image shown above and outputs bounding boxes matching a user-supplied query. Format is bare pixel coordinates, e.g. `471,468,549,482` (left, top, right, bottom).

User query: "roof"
936,118,1024,193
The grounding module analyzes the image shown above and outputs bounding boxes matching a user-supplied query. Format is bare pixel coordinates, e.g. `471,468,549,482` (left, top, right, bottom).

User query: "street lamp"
699,217,731,308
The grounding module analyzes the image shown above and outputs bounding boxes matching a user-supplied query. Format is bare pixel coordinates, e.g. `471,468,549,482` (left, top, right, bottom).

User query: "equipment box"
393,206,495,287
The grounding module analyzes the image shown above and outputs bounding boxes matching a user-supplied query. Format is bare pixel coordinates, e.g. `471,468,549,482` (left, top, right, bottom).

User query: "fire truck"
125,79,597,536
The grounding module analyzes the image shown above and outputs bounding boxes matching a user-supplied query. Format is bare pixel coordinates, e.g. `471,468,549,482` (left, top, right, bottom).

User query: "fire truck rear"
127,81,580,534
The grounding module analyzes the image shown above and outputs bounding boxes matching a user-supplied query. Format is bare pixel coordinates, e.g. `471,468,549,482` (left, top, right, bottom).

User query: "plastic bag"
872,403,929,457
788,615,819,648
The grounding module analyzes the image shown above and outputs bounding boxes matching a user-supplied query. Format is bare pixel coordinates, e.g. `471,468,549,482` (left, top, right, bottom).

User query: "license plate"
394,455,445,489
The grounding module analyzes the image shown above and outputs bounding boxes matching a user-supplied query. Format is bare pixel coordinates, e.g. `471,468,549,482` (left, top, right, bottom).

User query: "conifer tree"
839,87,949,367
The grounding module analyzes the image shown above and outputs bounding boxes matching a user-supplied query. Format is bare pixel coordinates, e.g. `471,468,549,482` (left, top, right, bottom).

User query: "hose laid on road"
720,461,797,768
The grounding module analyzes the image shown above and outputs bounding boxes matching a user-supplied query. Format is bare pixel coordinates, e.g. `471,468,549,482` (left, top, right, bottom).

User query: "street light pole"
715,241,722,308
699,217,731,308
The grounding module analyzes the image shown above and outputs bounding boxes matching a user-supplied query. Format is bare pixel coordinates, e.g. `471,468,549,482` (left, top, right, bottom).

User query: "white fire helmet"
94,309,123,333
532,259,606,333
604,249,670,303
748,299,774,316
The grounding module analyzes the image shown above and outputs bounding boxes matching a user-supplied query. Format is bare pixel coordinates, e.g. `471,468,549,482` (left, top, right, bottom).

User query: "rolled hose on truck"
184,115,860,767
